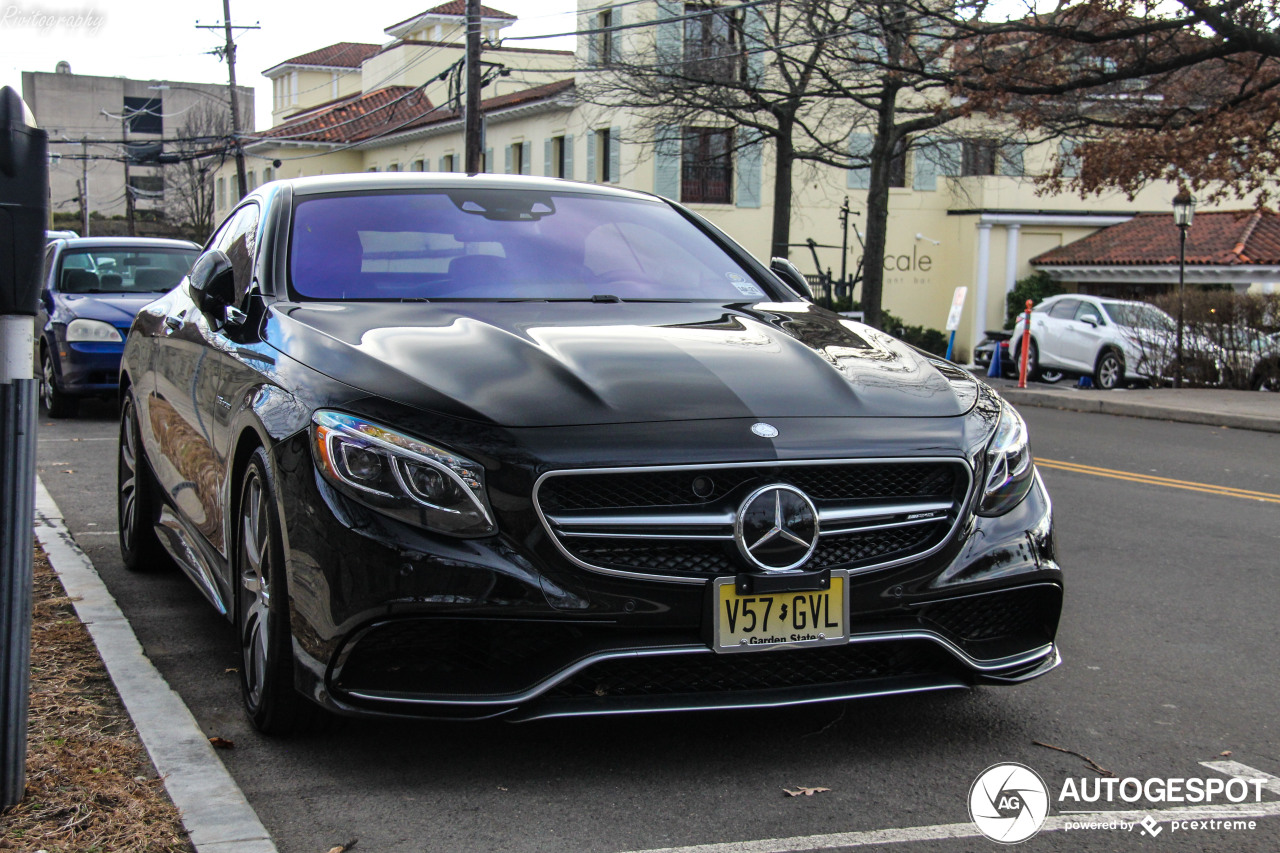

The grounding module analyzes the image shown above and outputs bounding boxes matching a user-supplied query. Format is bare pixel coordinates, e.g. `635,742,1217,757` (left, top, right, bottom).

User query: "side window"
1074,301,1103,323
42,245,57,291
212,203,261,303
1048,299,1080,319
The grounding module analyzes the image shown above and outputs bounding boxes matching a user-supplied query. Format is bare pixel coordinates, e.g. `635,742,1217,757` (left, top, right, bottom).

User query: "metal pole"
464,0,483,175
81,137,90,236
1176,225,1186,389
839,196,850,300
0,373,36,808
122,111,135,236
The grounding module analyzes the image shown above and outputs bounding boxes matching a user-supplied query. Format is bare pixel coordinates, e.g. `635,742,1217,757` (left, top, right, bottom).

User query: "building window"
262,166,273,184
442,154,455,172
961,139,999,177
684,3,741,81
411,159,424,171
599,8,614,66
595,128,612,182
290,71,299,105
510,143,524,174
681,127,732,204
888,137,907,188
387,163,400,172
123,97,162,135
551,135,567,178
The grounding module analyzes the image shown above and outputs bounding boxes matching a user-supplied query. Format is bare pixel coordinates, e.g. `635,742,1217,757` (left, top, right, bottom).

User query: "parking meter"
0,84,46,809
1,86,47,378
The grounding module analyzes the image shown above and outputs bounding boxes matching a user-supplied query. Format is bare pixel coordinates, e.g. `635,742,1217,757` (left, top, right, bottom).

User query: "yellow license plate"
712,571,849,653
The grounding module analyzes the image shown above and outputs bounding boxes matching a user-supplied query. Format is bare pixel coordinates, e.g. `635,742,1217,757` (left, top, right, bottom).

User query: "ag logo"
968,763,1049,844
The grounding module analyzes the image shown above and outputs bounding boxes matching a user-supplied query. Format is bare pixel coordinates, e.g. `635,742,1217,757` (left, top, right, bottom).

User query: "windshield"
288,190,771,302
1101,302,1173,331
58,247,198,294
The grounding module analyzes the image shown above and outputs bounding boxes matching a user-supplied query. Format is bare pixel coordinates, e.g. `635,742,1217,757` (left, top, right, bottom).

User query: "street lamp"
1172,190,1196,388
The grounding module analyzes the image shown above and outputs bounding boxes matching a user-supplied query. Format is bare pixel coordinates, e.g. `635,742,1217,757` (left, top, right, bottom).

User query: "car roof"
52,236,201,250
282,172,661,203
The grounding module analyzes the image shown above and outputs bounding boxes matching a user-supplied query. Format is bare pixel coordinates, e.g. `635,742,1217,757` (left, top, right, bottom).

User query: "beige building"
216,1,1258,358
23,62,252,228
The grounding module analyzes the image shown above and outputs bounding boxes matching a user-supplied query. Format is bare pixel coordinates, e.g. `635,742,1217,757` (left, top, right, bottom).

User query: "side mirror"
769,257,814,301
1079,313,1101,327
188,250,235,321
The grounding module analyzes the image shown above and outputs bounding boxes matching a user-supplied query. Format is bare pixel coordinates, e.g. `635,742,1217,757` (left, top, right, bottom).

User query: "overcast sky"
1,0,577,131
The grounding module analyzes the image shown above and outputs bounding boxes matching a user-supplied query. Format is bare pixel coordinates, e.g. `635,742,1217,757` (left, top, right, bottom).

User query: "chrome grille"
535,459,972,582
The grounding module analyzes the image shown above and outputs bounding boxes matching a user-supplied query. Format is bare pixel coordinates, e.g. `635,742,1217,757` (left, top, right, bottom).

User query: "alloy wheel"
118,398,140,554
239,471,273,711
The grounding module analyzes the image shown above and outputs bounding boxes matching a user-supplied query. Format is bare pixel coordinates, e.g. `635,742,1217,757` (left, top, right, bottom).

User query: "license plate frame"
711,570,849,654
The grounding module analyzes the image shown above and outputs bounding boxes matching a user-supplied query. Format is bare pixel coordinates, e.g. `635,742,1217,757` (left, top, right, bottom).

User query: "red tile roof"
387,2,516,29
1032,210,1280,267
253,79,573,147
273,42,380,70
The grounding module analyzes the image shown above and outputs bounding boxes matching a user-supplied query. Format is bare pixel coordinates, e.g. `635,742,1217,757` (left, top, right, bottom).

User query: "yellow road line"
1036,457,1280,504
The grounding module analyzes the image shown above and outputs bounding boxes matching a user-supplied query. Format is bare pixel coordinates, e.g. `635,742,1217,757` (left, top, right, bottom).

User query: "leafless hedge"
1143,290,1280,389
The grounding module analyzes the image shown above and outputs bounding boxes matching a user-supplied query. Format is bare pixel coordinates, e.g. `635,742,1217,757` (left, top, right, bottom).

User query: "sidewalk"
981,376,1280,433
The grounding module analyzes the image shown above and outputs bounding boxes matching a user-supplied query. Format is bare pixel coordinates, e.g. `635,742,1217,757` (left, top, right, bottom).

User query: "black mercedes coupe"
118,174,1061,734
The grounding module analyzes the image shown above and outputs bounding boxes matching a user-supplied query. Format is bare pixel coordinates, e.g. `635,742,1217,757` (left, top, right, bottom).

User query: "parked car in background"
973,330,1064,383
1247,331,1280,391
38,236,200,416
1008,294,1221,390
119,175,1062,734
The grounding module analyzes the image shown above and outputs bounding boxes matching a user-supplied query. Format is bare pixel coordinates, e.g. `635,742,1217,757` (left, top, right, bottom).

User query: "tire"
1039,369,1065,385
236,447,329,736
1253,364,1280,392
1094,350,1125,390
41,347,78,418
118,391,171,572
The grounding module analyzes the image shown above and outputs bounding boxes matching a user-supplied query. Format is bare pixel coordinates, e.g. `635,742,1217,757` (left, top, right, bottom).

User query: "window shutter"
913,140,960,191
742,7,766,83
653,125,680,199
587,131,597,182
847,133,873,190
544,138,553,177
504,144,513,174
1059,138,1080,178
563,134,574,180
609,8,622,64
609,126,621,183
588,30,600,66
485,147,493,173
736,134,762,208
656,0,682,68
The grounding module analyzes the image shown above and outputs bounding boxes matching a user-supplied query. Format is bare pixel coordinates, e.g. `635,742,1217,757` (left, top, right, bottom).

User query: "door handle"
163,313,183,331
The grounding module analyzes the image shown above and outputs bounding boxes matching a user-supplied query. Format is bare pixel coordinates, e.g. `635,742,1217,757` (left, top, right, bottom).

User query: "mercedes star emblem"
734,484,820,572
751,422,779,438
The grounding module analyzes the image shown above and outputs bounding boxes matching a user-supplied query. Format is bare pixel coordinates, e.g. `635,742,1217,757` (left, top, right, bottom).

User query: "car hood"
59,292,162,327
264,301,977,427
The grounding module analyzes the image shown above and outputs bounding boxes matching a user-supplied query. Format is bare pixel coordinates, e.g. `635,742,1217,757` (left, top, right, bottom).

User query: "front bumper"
55,340,125,395
271,417,1062,720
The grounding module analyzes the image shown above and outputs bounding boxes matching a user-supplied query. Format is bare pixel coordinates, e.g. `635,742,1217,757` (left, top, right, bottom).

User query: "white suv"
1009,294,1186,390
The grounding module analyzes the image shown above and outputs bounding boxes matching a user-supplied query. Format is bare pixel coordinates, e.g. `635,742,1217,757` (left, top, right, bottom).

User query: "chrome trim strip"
819,500,953,525
548,510,737,528
532,457,974,585
818,515,947,538
559,531,736,541
337,629,1054,708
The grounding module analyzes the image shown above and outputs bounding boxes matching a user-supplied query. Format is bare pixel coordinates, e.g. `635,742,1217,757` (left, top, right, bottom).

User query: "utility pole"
464,0,483,175
121,109,135,236
80,137,90,235
197,1,258,200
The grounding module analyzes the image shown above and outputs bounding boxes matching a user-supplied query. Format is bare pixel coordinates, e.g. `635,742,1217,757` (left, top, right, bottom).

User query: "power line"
499,0,777,42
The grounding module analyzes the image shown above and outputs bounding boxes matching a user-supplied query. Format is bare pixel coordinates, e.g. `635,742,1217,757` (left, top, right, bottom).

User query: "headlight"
65,319,123,343
978,402,1035,516
311,410,497,537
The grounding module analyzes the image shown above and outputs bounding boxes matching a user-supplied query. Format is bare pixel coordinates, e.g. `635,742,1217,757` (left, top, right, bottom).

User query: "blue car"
39,237,200,417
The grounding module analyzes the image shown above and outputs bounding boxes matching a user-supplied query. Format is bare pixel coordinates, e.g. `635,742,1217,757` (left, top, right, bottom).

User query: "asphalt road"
34,398,1280,853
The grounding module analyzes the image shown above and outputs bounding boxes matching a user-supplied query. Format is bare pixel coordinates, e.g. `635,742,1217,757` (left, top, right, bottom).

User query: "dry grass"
0,545,192,853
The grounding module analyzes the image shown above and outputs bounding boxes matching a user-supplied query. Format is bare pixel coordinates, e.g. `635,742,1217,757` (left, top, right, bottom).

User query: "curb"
996,389,1280,434
33,477,278,853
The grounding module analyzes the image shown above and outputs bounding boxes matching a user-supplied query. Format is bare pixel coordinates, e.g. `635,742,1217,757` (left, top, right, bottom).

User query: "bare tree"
166,101,231,243
578,0,1020,328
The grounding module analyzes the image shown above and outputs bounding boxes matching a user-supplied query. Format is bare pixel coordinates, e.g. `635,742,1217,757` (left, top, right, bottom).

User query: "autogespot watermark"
1,4,104,32
968,762,1268,844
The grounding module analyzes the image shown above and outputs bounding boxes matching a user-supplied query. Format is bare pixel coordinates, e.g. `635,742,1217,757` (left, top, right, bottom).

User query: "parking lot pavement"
982,376,1280,433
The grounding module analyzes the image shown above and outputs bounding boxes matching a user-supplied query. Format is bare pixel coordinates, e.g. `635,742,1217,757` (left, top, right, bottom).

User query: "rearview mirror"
188,250,235,322
1079,313,1100,327
769,257,814,301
